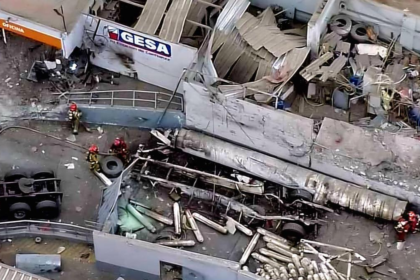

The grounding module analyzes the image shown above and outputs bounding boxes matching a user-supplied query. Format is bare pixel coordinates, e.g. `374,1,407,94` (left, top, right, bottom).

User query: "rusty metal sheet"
159,0,193,43
214,30,245,78
134,0,170,35
227,52,259,83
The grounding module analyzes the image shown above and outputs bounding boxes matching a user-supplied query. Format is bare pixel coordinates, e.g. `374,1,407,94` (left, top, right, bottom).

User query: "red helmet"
69,103,77,111
89,144,99,153
113,138,121,146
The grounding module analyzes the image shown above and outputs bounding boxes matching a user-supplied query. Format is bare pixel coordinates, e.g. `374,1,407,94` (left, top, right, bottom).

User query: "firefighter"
408,211,419,233
395,217,410,242
68,103,82,135
86,144,100,172
109,137,129,163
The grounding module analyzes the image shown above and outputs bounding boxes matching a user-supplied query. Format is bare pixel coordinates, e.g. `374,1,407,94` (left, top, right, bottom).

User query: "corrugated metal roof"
236,12,259,36
159,0,193,43
213,30,245,78
0,263,50,280
134,0,170,35
227,52,259,83
183,0,214,37
257,7,277,26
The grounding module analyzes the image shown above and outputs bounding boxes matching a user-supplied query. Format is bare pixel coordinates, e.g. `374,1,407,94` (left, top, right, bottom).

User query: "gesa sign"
108,27,172,59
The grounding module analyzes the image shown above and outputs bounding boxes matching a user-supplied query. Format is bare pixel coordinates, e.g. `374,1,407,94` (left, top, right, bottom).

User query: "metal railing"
0,220,94,243
53,90,184,112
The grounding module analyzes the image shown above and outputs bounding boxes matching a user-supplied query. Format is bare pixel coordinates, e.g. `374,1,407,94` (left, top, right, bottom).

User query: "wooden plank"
134,0,170,35
159,0,193,43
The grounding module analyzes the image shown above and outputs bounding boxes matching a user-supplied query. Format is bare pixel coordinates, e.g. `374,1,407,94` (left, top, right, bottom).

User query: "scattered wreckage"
92,126,412,280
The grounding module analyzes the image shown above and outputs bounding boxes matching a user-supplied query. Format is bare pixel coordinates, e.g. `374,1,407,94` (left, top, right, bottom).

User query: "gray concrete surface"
0,121,150,225
317,211,420,280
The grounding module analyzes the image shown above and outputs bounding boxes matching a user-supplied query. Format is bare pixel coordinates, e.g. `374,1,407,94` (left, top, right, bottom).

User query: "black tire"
9,202,31,220
289,189,313,202
281,222,306,242
31,169,55,180
350,23,369,42
36,200,59,219
100,156,124,178
4,169,28,182
244,205,266,226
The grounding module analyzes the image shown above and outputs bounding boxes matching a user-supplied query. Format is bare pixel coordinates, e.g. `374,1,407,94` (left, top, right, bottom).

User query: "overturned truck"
173,129,407,221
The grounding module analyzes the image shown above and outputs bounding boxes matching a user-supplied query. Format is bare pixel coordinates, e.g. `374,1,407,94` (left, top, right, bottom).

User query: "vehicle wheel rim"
15,211,26,219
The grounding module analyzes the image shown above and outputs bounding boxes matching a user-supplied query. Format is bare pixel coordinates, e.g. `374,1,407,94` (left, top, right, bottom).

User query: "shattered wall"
83,15,198,92
183,81,315,166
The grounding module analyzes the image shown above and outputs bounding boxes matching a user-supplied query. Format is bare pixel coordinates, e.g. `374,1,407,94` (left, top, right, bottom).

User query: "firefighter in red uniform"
68,103,82,135
408,211,419,233
86,144,100,171
109,137,129,164
395,217,411,242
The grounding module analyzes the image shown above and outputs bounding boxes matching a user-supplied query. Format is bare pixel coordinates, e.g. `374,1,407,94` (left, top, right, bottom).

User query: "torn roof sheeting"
214,0,250,33
211,8,308,89
134,0,170,35
159,0,193,43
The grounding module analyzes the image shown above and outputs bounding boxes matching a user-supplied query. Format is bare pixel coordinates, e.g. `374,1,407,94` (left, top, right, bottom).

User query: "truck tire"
31,169,55,180
281,222,306,242
4,169,28,182
289,189,313,202
36,200,59,219
9,202,31,220
100,156,124,178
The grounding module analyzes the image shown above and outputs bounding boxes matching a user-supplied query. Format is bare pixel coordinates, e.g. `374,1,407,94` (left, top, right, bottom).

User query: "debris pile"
26,47,120,92
211,6,309,105
300,14,420,132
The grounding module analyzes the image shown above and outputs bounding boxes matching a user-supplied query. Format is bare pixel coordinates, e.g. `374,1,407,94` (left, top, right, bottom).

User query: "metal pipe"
185,210,204,243
135,206,173,225
239,233,261,265
157,240,196,247
173,203,181,235
185,209,197,230
225,216,253,236
266,242,294,257
192,213,227,234
263,236,299,253
301,239,353,252
292,254,303,269
126,204,157,233
252,253,284,268
259,248,292,263
257,228,293,245
175,129,409,219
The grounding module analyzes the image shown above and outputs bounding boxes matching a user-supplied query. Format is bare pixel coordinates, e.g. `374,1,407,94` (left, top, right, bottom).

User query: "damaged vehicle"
0,168,62,220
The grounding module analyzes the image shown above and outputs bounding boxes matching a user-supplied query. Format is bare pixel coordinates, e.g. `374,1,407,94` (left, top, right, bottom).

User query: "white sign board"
84,15,198,92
